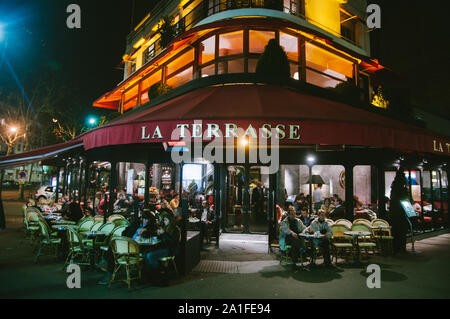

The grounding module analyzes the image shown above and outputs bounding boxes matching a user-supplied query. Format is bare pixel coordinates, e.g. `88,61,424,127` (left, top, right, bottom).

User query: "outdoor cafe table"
299,233,325,266
344,231,371,265
135,237,162,254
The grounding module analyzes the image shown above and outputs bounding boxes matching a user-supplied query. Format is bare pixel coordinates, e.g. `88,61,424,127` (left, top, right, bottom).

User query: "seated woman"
320,198,334,218
144,210,180,272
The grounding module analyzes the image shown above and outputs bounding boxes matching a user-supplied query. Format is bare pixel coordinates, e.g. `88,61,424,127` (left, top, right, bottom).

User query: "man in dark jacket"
329,197,345,221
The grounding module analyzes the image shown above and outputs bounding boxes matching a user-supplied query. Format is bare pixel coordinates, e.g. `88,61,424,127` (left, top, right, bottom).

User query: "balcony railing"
176,0,358,47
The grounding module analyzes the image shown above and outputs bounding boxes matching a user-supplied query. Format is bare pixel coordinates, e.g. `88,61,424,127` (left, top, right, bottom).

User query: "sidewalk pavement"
1,202,450,299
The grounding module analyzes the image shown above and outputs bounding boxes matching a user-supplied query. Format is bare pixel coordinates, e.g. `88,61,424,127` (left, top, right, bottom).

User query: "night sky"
0,0,449,119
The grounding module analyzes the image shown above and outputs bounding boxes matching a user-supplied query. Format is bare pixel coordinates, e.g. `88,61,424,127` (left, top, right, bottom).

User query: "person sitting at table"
144,209,180,274
329,197,345,221
305,211,333,268
280,205,307,271
293,194,308,215
62,201,84,223
199,200,215,249
298,207,313,227
353,195,364,210
132,209,158,240
320,198,334,218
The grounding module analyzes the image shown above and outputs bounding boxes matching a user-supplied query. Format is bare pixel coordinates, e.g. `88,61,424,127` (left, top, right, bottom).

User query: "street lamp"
306,154,316,213
9,126,17,134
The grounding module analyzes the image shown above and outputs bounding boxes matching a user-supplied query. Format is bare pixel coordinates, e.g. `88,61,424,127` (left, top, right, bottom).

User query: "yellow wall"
305,0,341,35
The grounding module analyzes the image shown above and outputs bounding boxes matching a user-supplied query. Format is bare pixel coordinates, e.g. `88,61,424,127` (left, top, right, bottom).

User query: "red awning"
80,84,450,157
0,139,84,169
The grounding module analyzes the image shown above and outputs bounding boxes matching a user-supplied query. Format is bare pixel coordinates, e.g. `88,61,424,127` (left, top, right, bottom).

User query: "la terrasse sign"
140,122,301,141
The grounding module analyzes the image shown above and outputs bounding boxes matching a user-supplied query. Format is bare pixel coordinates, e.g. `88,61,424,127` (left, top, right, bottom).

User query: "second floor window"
340,10,357,44
143,43,156,65
129,59,136,75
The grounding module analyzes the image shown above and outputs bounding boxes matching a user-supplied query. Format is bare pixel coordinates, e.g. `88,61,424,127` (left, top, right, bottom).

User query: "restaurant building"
1,0,450,271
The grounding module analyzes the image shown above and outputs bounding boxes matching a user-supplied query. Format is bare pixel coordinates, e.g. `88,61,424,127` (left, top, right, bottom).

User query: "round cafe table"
344,231,371,265
135,237,163,255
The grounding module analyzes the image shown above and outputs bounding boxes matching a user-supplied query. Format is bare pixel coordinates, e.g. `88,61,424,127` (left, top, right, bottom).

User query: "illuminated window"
280,32,299,62
306,43,353,78
201,63,215,77
284,0,298,14
166,66,193,88
218,58,244,74
248,58,258,73
141,70,162,104
143,42,156,64
200,36,216,65
182,164,203,191
340,10,357,43
306,42,353,88
219,31,243,56
249,30,275,54
128,59,136,76
166,49,195,77
290,63,299,79
123,84,139,106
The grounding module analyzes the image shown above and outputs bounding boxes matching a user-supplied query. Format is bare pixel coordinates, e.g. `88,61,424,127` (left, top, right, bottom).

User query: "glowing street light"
306,155,316,165
240,136,249,147
9,126,17,134
87,116,98,126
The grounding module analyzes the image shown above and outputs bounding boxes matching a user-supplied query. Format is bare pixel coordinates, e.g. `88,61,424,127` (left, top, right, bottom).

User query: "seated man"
306,211,333,268
199,200,215,249
144,210,180,272
298,207,313,227
329,197,345,221
62,201,84,223
280,205,307,271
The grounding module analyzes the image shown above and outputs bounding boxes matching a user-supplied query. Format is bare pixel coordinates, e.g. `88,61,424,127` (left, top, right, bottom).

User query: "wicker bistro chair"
109,237,143,290
279,245,293,265
335,219,352,229
23,206,40,241
107,214,126,223
91,222,119,262
90,221,104,232
76,217,95,234
353,219,373,228
110,225,127,238
350,223,378,257
112,219,130,227
330,224,354,264
325,219,335,226
158,226,181,277
34,221,62,264
372,219,390,227
63,226,93,270
371,220,394,255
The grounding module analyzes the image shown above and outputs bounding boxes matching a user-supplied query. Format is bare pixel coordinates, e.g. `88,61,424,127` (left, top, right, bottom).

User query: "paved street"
1,200,450,299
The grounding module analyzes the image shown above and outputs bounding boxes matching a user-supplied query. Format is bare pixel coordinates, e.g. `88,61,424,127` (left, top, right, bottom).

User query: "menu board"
400,200,418,218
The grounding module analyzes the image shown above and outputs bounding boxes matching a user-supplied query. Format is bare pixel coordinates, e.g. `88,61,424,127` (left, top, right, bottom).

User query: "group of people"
279,206,334,271
98,203,180,285
292,192,345,221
